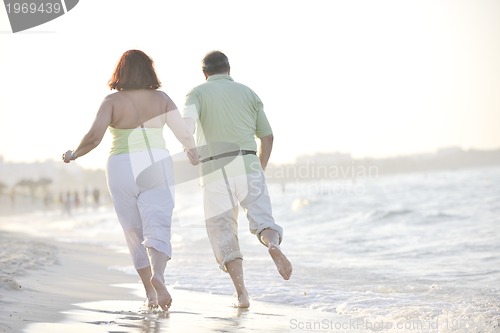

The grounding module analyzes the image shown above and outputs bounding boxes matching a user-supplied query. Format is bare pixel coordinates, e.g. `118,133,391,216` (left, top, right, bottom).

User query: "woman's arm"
63,96,113,163
166,109,199,165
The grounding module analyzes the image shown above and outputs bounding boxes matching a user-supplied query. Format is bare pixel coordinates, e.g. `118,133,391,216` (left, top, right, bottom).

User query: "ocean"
1,165,499,332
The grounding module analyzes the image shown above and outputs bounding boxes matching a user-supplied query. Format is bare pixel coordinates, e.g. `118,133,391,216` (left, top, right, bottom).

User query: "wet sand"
0,228,350,333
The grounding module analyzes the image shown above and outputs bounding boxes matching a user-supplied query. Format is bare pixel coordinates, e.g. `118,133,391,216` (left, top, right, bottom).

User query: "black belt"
200,150,256,163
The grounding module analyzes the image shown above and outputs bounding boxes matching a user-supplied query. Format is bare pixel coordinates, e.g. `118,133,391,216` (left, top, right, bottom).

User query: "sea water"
2,166,499,332
170,166,500,332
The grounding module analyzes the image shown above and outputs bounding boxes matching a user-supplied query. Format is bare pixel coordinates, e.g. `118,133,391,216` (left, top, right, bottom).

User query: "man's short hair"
202,51,230,76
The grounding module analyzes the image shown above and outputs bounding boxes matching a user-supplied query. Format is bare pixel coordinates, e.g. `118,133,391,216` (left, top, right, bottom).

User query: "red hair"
108,50,161,90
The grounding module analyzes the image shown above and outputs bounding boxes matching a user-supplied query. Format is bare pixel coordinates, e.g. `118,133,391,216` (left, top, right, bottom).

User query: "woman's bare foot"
269,244,292,280
151,276,172,311
137,266,159,309
145,290,158,309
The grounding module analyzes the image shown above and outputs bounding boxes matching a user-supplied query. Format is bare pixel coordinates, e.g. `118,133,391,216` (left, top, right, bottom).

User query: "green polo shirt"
183,74,272,147
183,74,272,179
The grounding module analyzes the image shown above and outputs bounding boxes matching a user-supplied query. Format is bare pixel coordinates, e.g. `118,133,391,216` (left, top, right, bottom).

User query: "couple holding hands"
62,49,292,310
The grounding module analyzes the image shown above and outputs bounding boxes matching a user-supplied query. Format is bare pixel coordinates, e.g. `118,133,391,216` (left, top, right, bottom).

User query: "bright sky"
1,0,499,170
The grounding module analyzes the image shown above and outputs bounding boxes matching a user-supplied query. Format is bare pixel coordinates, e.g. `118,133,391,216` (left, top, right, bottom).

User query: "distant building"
437,146,464,156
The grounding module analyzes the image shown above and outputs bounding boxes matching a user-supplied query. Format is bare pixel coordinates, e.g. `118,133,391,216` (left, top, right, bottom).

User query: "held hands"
184,147,200,166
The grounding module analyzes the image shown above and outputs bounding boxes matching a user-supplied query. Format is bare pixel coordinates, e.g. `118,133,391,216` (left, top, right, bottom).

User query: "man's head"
202,51,230,78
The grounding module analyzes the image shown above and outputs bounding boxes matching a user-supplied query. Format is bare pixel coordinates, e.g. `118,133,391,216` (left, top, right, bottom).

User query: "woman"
63,49,198,311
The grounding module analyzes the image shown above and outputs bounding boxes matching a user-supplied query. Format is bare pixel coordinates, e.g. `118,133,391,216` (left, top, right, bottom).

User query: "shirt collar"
207,74,233,82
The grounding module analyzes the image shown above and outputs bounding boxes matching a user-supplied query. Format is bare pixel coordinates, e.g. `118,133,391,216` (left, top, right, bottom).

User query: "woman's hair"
202,51,230,76
108,50,161,90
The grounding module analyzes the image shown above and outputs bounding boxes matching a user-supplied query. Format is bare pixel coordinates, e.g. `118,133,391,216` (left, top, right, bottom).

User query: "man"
183,51,292,308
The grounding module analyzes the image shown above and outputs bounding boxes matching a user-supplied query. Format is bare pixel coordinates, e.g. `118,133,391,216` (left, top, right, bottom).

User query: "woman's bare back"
109,90,176,129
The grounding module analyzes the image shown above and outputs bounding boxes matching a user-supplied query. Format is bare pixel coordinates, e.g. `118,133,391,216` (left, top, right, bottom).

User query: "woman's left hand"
185,147,200,166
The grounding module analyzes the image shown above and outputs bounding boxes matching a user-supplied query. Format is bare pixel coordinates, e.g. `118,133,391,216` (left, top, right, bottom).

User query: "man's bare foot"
269,244,292,280
233,292,250,308
151,276,172,311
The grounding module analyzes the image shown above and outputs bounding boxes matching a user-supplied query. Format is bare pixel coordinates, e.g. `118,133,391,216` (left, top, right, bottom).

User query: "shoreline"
0,231,141,333
0,229,348,333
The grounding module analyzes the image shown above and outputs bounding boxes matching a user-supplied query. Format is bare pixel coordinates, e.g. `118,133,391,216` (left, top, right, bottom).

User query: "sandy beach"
0,215,348,333
3,166,499,333
0,230,141,333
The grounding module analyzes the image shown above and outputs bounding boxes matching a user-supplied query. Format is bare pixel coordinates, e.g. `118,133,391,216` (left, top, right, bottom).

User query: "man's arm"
184,117,196,134
258,134,273,170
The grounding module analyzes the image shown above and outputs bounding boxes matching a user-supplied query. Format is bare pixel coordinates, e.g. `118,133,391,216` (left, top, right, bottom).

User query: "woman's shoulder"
102,90,172,108
154,89,170,99
154,90,176,105
102,91,121,102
